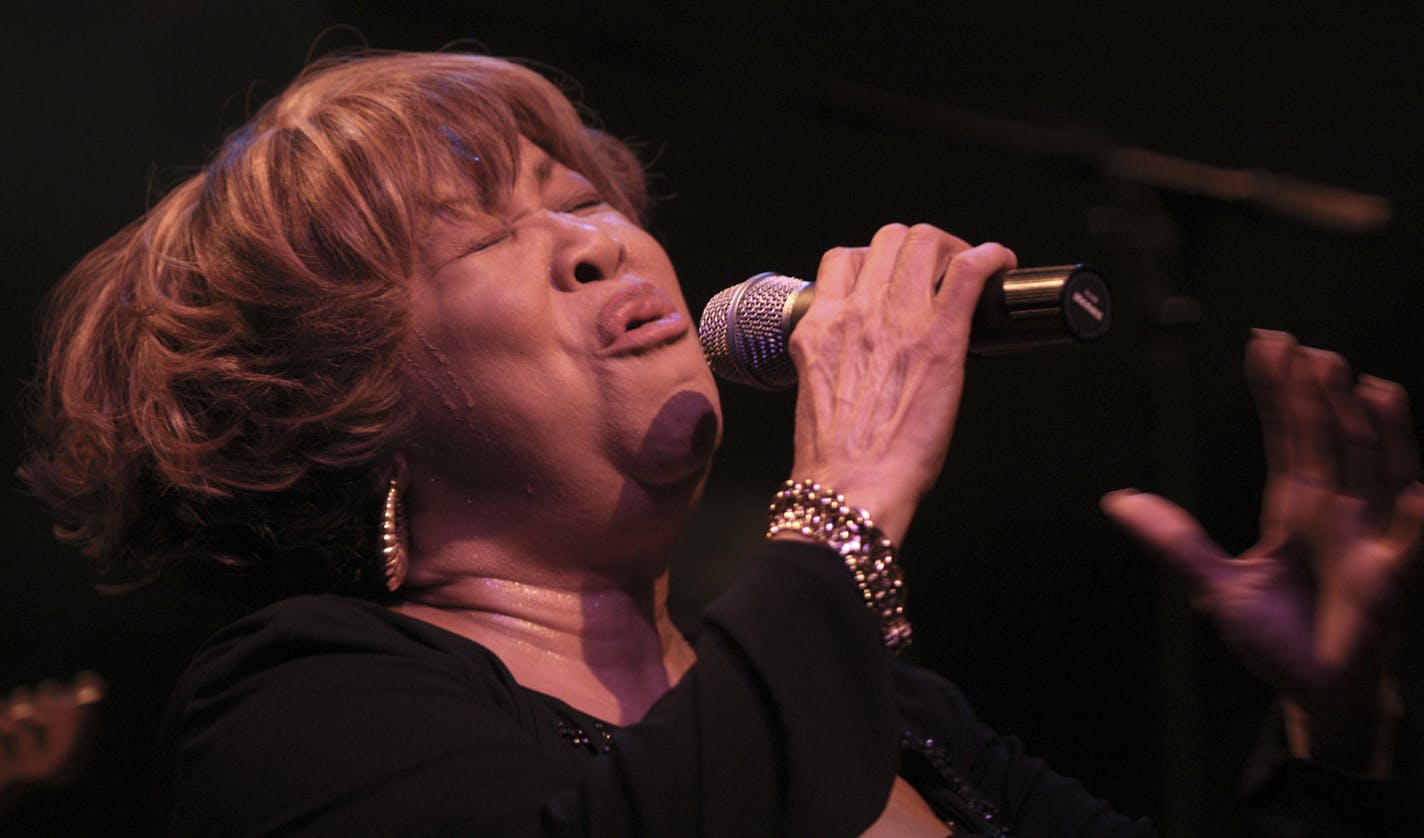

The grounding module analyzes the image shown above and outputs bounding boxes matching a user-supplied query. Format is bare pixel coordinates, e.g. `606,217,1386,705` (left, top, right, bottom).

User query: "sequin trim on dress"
901,731,1009,837
556,719,617,754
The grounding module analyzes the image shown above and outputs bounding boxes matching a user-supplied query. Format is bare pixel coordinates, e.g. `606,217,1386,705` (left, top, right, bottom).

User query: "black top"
155,540,1408,836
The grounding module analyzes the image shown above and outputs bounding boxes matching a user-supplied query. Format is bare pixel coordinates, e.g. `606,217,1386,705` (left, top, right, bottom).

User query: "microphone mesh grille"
698,273,807,390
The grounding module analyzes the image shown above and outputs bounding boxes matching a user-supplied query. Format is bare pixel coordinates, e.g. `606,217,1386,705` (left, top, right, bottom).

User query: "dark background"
3,2,1421,835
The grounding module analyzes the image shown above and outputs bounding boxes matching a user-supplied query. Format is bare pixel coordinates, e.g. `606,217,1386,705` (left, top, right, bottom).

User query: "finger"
848,223,910,301
1306,348,1377,497
1244,329,1299,480
814,245,868,302
1358,375,1422,495
935,242,1017,329
1386,481,1424,572
1281,345,1335,489
885,223,969,308
1100,489,1230,598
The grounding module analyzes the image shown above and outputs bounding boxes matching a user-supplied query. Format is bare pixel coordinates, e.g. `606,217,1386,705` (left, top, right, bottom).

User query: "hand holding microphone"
742,224,1022,544
700,260,1111,390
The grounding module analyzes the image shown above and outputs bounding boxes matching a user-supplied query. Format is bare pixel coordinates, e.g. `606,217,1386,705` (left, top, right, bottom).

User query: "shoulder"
202,593,473,654
168,594,527,722
156,603,585,834
192,594,490,667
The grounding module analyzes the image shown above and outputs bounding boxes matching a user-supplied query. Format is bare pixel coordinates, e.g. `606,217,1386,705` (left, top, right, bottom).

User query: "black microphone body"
699,265,1111,390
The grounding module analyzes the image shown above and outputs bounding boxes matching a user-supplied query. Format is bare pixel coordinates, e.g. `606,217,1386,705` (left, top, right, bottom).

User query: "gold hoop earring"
381,480,409,592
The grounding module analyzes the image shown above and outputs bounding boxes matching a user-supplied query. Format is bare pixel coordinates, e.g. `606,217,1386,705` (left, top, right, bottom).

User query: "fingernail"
1100,488,1139,508
1359,374,1400,391
1301,346,1350,377
1250,328,1290,342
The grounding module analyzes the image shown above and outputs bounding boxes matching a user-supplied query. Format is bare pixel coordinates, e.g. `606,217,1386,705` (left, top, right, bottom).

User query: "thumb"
1101,489,1231,597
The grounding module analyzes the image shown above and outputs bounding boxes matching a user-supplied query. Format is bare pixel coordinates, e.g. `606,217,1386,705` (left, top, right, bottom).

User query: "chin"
599,458,713,569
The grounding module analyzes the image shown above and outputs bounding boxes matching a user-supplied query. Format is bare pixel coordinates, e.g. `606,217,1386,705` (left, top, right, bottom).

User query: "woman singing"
20,51,1421,836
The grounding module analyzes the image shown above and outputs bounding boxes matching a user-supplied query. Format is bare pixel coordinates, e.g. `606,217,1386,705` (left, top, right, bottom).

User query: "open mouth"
625,311,663,331
597,282,688,355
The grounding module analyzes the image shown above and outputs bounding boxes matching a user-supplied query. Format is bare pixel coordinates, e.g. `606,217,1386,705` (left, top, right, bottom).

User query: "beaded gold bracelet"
766,479,912,653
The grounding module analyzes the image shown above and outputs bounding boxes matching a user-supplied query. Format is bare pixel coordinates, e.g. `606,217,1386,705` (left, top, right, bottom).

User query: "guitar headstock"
0,671,105,807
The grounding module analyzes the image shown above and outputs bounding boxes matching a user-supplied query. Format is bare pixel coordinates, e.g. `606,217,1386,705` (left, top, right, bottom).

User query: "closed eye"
461,231,509,254
562,194,609,214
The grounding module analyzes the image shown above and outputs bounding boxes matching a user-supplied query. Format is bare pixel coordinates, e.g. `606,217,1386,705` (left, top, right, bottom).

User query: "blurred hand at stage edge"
1103,330,1424,775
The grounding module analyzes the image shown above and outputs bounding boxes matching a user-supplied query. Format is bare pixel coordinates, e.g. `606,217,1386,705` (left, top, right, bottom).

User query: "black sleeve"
1239,703,1424,836
891,661,1157,837
158,540,899,837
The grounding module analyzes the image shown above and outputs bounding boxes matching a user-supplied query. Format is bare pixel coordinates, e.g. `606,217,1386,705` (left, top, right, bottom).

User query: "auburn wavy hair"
19,51,650,594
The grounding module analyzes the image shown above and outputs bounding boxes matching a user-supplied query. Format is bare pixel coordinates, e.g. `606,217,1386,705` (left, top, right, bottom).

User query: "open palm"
1104,331,1424,716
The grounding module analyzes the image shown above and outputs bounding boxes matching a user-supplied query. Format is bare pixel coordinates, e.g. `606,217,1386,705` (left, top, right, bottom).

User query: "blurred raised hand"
1103,329,1424,772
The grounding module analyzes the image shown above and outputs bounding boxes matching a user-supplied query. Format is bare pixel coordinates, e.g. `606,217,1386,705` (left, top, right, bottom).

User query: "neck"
392,473,699,725
396,566,694,725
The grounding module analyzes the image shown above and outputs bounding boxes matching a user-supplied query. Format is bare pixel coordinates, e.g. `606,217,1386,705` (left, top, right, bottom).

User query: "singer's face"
401,137,721,510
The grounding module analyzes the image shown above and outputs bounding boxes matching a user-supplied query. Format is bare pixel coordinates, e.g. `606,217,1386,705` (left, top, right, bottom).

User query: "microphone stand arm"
743,57,1393,235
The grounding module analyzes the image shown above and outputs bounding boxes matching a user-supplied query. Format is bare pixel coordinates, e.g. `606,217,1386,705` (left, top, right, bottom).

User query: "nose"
550,212,624,287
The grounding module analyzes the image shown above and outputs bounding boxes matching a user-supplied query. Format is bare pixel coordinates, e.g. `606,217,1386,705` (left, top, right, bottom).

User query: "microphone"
699,264,1111,390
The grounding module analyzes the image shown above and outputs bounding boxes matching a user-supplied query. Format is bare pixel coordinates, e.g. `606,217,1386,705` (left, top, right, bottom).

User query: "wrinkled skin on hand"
786,223,1017,544
1103,330,1424,768
784,223,1018,837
